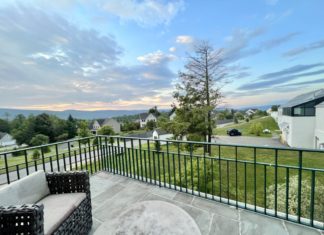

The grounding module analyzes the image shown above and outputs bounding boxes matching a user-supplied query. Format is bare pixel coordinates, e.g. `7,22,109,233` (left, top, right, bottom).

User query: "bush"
245,117,250,122
267,175,324,220
185,133,204,151
234,116,238,124
55,133,69,141
32,150,40,160
249,123,263,136
11,148,25,157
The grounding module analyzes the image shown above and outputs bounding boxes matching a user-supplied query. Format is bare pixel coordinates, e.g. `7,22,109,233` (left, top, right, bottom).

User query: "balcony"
1,136,324,234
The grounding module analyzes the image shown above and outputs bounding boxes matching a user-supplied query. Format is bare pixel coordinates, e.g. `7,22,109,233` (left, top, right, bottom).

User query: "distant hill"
0,108,150,120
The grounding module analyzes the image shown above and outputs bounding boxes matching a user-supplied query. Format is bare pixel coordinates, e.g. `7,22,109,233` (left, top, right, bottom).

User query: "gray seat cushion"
0,170,50,206
37,193,86,235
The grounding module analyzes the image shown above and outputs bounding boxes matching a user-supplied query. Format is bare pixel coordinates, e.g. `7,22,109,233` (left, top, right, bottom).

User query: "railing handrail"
98,135,324,153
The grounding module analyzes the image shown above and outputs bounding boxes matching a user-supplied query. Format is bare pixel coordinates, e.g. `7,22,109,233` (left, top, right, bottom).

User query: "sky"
0,0,324,111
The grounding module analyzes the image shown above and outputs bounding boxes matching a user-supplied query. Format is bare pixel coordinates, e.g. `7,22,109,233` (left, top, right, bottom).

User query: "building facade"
90,118,121,134
277,89,324,149
0,132,16,147
139,113,157,128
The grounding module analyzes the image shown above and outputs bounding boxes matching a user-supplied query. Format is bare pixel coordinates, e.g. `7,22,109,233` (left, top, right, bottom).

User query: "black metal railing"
0,135,323,230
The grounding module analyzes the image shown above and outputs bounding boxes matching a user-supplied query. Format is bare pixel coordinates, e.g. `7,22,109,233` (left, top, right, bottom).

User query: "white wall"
0,134,16,147
270,111,278,121
315,105,324,149
279,115,316,148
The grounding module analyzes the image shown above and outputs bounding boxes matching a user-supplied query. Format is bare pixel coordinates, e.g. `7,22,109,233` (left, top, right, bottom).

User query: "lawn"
214,116,280,137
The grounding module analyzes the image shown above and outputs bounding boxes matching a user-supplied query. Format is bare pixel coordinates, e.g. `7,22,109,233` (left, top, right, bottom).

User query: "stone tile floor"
90,172,323,235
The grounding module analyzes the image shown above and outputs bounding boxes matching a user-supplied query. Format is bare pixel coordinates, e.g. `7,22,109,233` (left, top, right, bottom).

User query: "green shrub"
267,175,324,221
11,148,24,157
32,150,40,160
249,123,263,136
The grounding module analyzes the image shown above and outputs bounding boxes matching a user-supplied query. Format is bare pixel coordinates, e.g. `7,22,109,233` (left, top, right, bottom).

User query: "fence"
0,135,323,230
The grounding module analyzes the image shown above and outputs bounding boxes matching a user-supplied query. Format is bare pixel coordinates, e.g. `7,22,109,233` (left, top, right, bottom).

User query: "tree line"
0,113,78,147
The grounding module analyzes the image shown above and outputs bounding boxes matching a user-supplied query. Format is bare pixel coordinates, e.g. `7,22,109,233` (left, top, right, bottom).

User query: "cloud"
102,0,184,27
176,35,194,44
169,47,176,52
240,69,324,90
283,39,324,57
0,4,176,109
222,29,299,63
137,50,175,65
261,32,299,49
259,63,324,80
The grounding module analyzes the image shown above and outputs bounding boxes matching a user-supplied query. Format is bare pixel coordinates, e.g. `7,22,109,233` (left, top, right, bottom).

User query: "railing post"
4,154,10,184
297,150,302,223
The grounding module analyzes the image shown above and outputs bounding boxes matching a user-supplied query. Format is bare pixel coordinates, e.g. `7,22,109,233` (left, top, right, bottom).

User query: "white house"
169,112,176,121
277,89,324,149
315,102,324,149
0,132,16,147
139,113,157,128
245,109,256,116
90,118,121,134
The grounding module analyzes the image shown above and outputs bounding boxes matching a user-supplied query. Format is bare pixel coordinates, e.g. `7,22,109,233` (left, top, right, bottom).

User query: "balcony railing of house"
0,135,324,230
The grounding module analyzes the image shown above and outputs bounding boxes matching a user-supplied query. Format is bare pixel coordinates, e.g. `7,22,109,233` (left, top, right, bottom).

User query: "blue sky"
0,0,323,110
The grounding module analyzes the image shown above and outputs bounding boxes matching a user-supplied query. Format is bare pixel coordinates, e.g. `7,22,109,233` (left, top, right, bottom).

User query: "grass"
214,116,280,137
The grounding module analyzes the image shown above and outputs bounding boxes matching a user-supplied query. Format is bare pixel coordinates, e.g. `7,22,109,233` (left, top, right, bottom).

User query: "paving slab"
90,172,323,235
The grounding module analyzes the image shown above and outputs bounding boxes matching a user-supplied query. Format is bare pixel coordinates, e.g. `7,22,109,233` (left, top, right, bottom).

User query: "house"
169,112,176,121
90,118,121,134
127,129,172,141
245,109,256,116
277,89,324,149
0,132,16,147
138,113,157,128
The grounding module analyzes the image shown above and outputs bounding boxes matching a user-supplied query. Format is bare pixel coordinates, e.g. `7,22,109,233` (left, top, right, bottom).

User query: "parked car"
227,129,242,136
263,129,271,134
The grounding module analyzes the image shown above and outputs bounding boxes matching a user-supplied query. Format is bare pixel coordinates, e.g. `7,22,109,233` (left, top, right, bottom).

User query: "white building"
139,113,157,128
169,112,176,121
245,109,256,116
277,89,324,149
0,132,16,147
90,118,121,134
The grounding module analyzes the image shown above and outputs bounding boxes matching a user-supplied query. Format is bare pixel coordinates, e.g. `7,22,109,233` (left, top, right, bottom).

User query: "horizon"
0,1,324,111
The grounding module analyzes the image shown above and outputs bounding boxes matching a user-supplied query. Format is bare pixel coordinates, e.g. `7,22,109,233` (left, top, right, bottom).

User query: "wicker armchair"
0,171,92,235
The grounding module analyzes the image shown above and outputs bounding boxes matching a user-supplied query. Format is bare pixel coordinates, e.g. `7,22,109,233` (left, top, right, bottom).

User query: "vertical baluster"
190,143,194,194
55,144,60,172
88,138,93,174
123,138,128,177
167,141,171,188
274,149,278,216
310,170,315,227
264,165,267,214
24,150,29,175
147,139,152,183
177,142,182,192
297,150,302,223
74,150,78,170
41,147,45,171
286,168,289,220
68,141,72,171
254,147,257,212
16,165,20,180
235,146,238,208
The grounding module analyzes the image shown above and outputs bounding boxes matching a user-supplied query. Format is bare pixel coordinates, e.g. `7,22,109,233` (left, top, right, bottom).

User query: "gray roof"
0,132,7,139
126,129,168,138
139,113,156,120
282,89,324,108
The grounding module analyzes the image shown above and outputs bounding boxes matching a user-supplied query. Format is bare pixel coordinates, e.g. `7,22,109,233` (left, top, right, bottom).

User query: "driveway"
212,135,288,148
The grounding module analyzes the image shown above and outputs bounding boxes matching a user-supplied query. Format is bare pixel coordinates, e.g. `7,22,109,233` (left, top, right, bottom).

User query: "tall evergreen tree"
174,41,226,153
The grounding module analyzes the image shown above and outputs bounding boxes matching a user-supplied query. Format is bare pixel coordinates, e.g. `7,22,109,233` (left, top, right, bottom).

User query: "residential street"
212,135,288,148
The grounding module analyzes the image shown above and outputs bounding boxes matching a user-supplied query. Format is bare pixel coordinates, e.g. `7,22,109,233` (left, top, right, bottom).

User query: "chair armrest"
0,204,44,235
46,171,90,197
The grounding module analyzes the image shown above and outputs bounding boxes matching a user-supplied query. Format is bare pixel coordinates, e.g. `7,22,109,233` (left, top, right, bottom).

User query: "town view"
0,1,323,235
